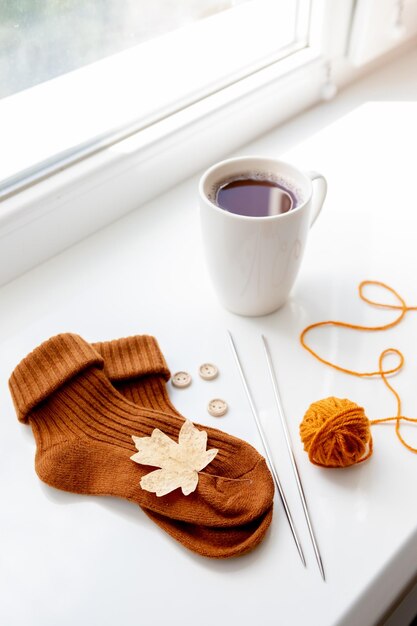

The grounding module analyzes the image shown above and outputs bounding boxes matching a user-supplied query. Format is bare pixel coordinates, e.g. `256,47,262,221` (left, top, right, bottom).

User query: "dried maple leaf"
130,420,219,496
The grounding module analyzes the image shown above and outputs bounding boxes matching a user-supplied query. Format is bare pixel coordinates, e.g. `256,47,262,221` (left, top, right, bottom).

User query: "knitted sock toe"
10,334,274,532
144,505,273,558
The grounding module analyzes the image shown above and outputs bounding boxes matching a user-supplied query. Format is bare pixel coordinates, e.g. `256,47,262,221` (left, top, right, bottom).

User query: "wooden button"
208,399,228,417
171,371,192,388
199,363,219,380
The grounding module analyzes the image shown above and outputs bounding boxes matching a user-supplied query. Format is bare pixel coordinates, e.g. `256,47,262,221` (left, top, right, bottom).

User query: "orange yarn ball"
300,397,373,468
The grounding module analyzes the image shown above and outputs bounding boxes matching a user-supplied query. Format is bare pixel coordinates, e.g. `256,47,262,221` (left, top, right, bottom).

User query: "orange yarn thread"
299,281,417,468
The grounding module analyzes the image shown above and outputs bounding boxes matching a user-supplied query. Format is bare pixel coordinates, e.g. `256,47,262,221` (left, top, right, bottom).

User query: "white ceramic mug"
199,156,327,316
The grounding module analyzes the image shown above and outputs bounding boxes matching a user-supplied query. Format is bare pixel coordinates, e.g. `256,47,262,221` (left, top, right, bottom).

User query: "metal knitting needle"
227,330,306,567
262,334,325,581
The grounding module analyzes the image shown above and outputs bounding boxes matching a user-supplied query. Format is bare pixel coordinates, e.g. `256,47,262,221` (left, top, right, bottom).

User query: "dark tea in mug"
215,175,299,217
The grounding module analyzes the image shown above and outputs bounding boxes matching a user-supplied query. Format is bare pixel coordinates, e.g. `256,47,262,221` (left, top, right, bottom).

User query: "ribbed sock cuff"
92,335,170,383
9,334,103,423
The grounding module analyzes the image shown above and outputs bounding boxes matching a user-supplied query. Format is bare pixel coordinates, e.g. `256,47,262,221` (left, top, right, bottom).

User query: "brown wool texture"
9,333,274,558
92,337,273,557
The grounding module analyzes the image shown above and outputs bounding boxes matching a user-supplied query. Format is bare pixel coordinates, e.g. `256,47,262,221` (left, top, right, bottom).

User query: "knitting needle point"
262,334,325,582
227,330,306,567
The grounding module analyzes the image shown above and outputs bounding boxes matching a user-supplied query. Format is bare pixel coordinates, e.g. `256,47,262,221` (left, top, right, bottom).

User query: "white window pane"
1,1,260,99
0,0,311,194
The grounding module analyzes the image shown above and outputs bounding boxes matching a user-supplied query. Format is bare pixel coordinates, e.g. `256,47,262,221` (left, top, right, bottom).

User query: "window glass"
0,0,301,99
0,0,311,195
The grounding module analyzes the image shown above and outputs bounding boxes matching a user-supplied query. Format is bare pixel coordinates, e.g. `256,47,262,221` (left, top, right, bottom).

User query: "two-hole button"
198,363,218,380
208,399,228,417
171,371,192,388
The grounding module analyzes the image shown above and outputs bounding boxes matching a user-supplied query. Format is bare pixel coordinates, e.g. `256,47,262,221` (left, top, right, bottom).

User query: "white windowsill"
1,45,417,626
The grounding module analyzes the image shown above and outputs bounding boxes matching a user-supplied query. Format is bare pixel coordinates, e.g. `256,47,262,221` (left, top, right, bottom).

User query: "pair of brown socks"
9,333,274,558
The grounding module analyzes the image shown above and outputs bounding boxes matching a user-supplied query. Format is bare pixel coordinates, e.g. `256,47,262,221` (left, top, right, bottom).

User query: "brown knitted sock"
9,334,274,537
92,335,273,557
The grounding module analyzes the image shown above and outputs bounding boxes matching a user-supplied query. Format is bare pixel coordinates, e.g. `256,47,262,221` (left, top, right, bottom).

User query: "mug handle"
306,171,327,226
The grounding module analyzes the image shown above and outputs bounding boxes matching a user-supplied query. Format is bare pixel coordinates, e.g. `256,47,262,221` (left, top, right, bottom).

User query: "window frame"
0,0,315,200
1,0,411,287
